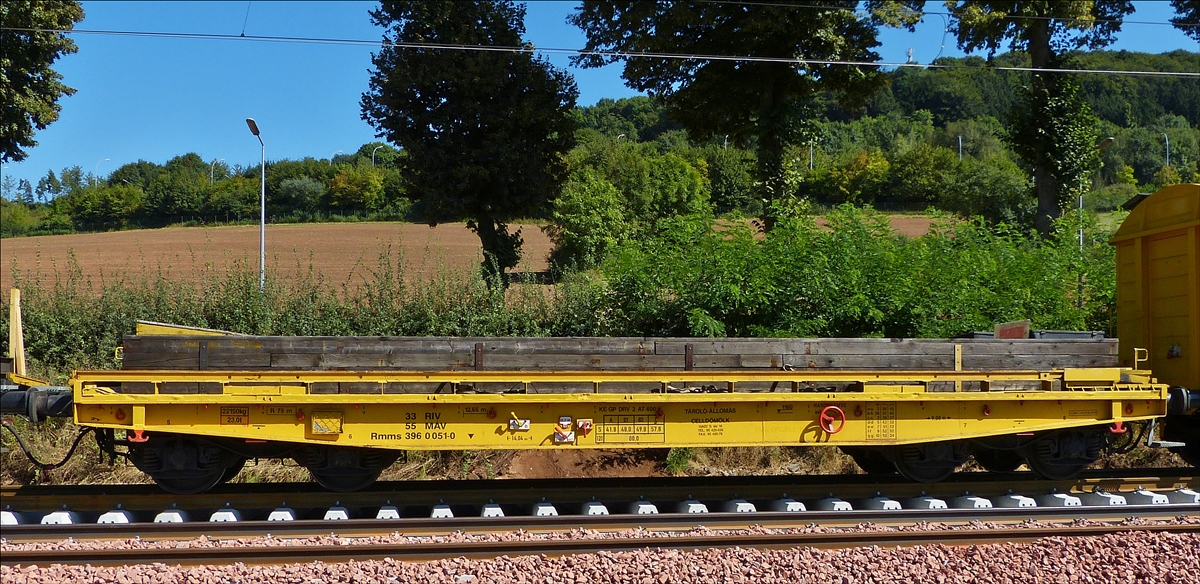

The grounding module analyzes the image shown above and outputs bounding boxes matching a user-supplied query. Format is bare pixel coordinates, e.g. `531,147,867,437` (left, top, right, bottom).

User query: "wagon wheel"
1171,444,1200,467
149,468,227,495
889,442,968,483
219,457,248,484
295,446,399,492
128,435,243,495
972,449,1024,473
1019,431,1101,481
840,447,897,475
309,467,384,492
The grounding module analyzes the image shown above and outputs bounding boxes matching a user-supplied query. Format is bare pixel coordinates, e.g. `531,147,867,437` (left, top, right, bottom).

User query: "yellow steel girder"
70,368,1168,450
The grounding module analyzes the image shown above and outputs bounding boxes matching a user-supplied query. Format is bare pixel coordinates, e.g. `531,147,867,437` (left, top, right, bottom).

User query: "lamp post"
246,118,265,292
93,158,110,184
1163,133,1170,167
330,150,343,166
371,145,384,167
209,158,225,185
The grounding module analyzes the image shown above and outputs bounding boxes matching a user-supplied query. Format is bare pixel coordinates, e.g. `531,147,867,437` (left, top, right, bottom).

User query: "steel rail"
3,469,1193,515
3,522,1197,567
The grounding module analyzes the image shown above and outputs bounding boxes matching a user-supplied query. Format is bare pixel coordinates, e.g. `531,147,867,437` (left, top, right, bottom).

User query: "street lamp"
210,158,225,185
371,145,384,167
330,150,343,166
93,157,110,183
246,118,265,292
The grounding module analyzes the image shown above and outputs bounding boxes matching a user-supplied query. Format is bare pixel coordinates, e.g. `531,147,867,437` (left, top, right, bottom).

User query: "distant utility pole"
809,141,814,170
1163,133,1170,167
957,136,963,161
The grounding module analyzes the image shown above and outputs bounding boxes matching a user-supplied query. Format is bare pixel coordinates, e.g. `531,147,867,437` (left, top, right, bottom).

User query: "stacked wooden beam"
119,335,1117,394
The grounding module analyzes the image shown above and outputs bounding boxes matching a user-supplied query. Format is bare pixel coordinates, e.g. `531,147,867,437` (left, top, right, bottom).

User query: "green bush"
545,169,628,272
600,205,1115,338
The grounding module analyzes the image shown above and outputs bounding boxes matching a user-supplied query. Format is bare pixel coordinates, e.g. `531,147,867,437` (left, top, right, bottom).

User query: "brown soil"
0,222,553,292
500,450,666,479
0,216,939,292
813,214,943,238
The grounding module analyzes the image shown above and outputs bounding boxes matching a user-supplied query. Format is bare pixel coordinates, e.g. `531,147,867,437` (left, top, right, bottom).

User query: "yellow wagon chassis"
72,367,1168,450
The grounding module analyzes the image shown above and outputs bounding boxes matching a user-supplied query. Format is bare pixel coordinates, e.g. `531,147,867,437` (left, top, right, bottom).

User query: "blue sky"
2,1,1196,192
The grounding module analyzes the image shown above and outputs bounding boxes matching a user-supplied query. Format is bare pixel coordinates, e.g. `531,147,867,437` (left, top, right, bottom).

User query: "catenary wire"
3,26,1198,78
690,0,1200,28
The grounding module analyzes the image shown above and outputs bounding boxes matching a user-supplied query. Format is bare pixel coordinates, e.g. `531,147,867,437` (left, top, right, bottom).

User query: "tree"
0,0,84,162
945,1,1133,235
361,0,578,283
569,1,914,226
1171,0,1200,40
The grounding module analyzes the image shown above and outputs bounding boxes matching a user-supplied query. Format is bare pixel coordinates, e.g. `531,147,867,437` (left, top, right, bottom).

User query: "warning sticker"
865,403,896,441
220,406,249,426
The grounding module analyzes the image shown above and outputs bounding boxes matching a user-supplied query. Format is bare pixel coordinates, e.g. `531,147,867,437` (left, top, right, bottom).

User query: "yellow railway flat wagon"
4,186,1200,495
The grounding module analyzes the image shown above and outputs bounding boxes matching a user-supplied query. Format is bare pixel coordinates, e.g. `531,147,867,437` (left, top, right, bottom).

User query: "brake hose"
0,420,95,470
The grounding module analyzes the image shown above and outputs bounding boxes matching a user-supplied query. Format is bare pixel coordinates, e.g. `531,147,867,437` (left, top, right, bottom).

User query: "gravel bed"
2,519,1197,583
1,517,1196,552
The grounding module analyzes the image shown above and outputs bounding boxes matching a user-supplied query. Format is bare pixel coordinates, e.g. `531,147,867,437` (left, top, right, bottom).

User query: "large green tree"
0,0,83,162
569,1,915,224
945,1,1132,235
361,0,578,282
1171,0,1200,40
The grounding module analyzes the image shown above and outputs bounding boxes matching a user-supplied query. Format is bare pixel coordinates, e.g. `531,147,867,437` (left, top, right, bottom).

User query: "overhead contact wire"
1,26,1197,78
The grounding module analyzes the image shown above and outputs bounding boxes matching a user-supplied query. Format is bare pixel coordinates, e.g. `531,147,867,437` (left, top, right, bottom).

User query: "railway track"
4,522,1196,567
1,469,1196,543
3,468,1192,516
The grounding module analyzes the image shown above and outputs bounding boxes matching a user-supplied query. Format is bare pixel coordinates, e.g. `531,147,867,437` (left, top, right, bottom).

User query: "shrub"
545,169,628,272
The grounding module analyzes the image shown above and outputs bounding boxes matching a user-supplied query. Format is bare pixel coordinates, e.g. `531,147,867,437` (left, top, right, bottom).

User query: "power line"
692,0,1200,28
4,26,1198,78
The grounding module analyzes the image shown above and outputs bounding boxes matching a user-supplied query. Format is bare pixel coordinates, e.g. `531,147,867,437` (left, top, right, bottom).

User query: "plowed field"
0,222,552,291
0,217,934,291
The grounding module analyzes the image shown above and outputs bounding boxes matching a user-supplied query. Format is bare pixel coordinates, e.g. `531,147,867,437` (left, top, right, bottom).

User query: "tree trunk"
756,76,787,232
468,217,522,287
1027,17,1058,237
